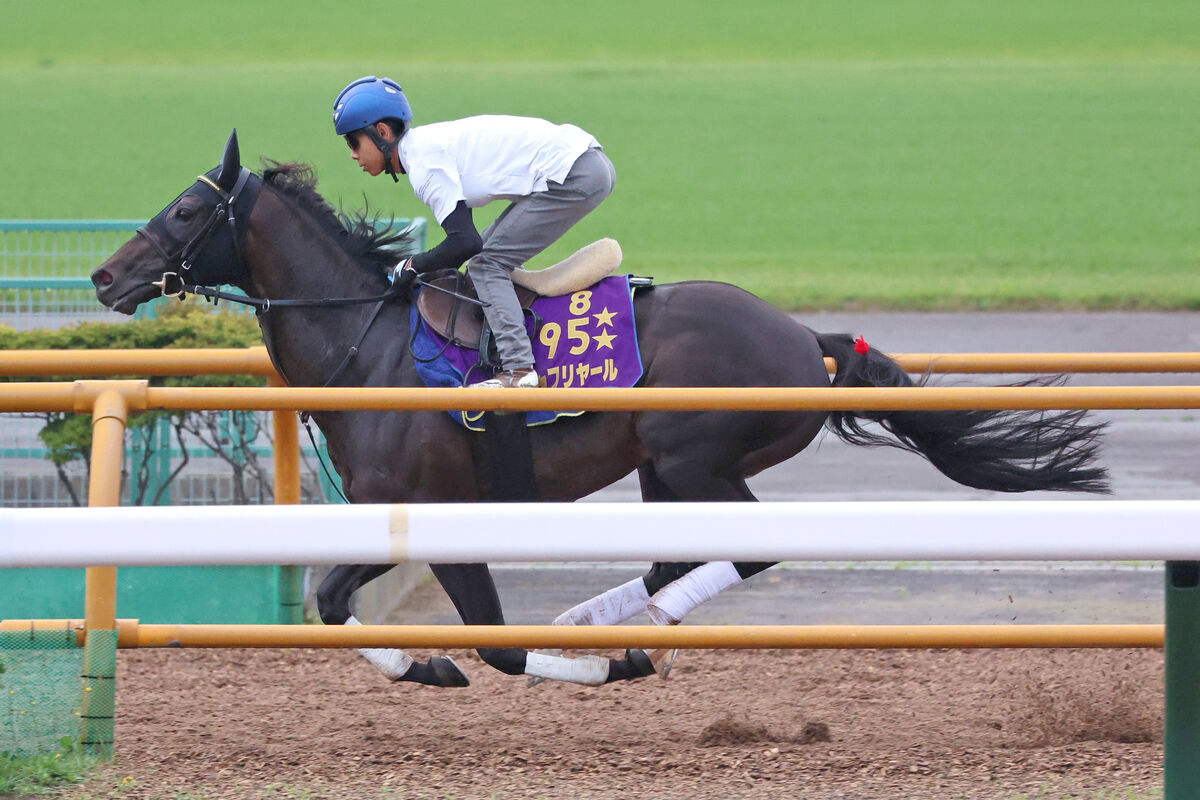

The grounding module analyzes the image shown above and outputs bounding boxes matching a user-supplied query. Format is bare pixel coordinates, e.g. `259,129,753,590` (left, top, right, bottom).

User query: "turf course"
2,1,1197,309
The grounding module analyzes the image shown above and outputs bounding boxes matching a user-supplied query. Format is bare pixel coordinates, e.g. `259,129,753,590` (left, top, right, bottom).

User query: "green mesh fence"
80,630,115,756
0,223,148,329
0,629,84,757
0,218,426,330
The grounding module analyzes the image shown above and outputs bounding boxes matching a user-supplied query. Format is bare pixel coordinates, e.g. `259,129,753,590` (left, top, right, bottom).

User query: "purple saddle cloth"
411,275,644,431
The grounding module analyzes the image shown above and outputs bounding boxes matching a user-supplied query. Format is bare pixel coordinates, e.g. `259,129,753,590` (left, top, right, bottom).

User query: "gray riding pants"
467,147,616,370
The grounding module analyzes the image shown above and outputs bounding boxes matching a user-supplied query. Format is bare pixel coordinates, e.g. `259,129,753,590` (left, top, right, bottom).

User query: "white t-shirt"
397,115,600,224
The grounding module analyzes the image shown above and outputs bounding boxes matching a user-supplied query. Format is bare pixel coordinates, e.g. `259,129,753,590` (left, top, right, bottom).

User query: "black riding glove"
388,257,418,292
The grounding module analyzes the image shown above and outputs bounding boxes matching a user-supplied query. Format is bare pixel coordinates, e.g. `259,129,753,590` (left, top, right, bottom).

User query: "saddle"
416,238,624,351
417,272,538,349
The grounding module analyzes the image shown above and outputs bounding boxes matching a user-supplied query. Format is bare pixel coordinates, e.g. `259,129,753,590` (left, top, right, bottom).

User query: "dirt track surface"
58,646,1162,800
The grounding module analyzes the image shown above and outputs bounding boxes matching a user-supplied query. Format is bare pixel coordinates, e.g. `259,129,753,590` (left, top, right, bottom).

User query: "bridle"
138,166,397,310
139,168,258,301
135,166,483,389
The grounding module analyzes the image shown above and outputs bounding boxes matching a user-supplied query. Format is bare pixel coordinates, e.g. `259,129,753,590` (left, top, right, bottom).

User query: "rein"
180,282,397,312
174,272,486,313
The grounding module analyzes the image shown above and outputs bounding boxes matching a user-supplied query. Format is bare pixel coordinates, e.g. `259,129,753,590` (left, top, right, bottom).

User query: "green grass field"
2,1,1197,309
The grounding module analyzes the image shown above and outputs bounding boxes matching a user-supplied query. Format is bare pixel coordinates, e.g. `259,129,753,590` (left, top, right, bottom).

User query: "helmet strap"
364,126,401,183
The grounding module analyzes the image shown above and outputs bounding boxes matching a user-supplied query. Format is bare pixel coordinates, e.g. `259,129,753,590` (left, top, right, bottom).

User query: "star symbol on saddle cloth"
594,329,617,350
593,307,618,327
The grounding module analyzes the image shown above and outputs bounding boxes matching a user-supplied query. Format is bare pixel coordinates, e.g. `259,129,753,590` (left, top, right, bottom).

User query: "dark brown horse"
92,133,1108,687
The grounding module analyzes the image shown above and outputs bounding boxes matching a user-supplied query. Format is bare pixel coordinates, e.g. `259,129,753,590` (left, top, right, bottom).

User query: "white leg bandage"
646,561,742,626
524,652,610,686
552,577,650,626
347,616,414,680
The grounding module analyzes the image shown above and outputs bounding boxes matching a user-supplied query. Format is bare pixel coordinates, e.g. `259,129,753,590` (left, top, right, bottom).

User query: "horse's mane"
260,160,416,275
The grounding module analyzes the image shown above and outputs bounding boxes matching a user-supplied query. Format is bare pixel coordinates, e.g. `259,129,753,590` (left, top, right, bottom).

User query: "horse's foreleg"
430,563,526,675
317,564,468,688
432,563,630,686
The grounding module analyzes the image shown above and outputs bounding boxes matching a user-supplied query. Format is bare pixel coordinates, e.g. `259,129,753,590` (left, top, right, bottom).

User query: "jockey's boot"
477,367,541,388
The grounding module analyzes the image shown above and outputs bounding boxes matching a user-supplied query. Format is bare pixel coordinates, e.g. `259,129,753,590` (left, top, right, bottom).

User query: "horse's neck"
242,193,410,388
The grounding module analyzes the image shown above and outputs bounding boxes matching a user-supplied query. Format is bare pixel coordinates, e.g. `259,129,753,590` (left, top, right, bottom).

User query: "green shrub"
1,302,277,505
0,301,264,379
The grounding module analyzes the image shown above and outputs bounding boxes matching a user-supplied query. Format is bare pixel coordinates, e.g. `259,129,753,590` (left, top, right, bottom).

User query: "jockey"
333,75,616,388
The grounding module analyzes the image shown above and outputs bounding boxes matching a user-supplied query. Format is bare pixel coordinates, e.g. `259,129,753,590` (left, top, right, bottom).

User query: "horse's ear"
217,129,241,190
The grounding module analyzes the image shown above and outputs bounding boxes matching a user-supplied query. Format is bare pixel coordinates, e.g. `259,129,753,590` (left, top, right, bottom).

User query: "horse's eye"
176,206,193,221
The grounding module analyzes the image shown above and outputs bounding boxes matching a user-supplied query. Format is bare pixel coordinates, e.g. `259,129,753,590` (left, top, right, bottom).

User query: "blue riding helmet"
333,76,412,182
333,76,413,135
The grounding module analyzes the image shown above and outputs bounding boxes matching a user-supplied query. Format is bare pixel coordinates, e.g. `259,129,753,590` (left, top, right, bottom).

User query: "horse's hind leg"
643,477,774,626
529,465,692,685
637,464,777,676
555,464,775,683
549,464,699,628
317,564,469,688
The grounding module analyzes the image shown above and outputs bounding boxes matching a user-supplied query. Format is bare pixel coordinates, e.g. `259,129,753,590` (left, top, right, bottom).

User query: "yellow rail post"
79,385,138,757
270,378,302,506
270,376,305,623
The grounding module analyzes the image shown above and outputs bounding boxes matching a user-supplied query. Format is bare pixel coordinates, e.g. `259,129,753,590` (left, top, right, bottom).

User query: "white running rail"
3,500,1200,567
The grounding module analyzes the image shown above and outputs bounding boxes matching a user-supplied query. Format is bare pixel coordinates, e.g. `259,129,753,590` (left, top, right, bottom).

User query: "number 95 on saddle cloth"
410,274,645,432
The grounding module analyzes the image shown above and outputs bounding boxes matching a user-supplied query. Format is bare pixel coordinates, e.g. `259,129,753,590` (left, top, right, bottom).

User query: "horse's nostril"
92,270,113,288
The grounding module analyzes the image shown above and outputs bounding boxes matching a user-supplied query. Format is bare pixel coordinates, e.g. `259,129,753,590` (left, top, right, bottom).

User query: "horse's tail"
815,333,1110,494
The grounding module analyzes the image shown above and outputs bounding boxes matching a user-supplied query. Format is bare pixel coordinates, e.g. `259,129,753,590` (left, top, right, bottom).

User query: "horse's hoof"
626,648,656,679
649,648,679,679
429,655,470,688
